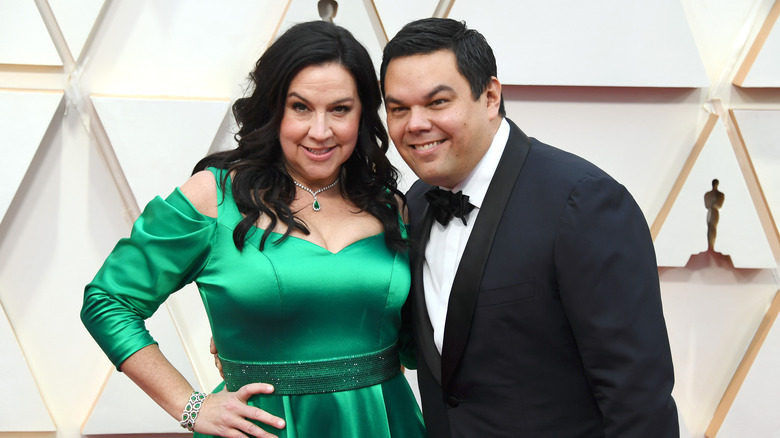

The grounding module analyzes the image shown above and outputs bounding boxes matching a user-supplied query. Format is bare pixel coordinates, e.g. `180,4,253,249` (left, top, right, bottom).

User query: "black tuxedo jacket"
405,119,678,437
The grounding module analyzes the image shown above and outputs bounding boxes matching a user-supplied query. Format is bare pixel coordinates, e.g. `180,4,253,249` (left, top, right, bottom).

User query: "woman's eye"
292,102,308,112
333,105,351,114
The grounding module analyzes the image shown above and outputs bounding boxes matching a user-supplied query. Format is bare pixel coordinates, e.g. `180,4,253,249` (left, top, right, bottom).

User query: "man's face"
384,50,501,189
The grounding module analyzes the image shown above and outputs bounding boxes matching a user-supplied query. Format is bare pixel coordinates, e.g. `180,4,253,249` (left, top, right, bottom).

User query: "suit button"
446,395,460,407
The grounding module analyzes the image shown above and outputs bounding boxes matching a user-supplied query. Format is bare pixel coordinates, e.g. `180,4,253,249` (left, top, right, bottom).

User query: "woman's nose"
309,114,333,141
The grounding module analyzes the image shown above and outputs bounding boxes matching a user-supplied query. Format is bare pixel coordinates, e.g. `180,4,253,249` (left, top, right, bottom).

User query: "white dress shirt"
423,118,510,354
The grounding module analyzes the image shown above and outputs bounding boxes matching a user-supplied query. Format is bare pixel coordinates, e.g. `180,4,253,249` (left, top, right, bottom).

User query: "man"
381,18,679,437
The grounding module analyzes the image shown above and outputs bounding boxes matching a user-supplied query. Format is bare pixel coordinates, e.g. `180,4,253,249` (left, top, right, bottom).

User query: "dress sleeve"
81,188,217,369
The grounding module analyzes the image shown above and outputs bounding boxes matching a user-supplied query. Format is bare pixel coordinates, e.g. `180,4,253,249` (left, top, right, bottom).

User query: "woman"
81,21,424,438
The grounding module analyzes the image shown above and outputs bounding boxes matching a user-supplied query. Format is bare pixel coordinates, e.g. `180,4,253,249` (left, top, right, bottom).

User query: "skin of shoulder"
179,170,219,218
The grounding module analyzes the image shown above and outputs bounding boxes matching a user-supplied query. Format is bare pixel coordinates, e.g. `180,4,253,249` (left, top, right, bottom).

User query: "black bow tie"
425,188,475,226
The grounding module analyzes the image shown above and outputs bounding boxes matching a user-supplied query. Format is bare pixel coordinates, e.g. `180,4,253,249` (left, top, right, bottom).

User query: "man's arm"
555,174,678,437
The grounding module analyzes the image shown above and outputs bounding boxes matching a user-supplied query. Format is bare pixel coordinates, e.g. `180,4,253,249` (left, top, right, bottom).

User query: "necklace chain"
293,178,340,211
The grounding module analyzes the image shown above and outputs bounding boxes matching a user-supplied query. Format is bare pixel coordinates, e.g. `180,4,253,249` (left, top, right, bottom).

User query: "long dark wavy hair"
193,21,406,252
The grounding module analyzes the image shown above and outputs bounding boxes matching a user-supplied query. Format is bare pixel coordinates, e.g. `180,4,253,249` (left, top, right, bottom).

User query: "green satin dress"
81,167,424,437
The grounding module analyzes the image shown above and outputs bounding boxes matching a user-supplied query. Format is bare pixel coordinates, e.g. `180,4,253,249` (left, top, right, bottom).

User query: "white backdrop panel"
373,0,439,40
503,86,703,223
740,12,780,88
281,0,386,73
717,291,780,437
660,267,778,437
654,121,775,268
82,304,199,434
0,303,55,432
0,1,61,65
0,106,133,437
680,0,764,85
449,0,709,87
91,96,230,207
167,284,222,393
0,90,63,224
733,110,780,238
48,0,106,62
79,0,286,98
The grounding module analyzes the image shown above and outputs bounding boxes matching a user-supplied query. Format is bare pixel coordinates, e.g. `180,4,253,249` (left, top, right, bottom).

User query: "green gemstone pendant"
293,178,338,212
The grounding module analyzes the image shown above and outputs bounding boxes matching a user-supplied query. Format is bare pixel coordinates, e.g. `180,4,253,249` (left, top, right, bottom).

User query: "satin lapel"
440,121,532,389
409,196,444,384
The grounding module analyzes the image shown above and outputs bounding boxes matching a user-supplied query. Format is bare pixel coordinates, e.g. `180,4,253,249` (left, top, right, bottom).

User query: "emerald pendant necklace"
293,178,340,211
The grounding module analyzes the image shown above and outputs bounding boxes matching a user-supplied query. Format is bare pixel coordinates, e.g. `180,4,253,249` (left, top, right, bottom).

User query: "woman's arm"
83,170,285,437
120,344,285,437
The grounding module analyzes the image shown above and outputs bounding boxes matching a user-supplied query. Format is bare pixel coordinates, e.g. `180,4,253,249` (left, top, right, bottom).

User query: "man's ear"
485,77,502,120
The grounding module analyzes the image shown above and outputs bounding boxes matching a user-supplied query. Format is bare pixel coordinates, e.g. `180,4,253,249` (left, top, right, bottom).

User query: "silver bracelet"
180,391,206,431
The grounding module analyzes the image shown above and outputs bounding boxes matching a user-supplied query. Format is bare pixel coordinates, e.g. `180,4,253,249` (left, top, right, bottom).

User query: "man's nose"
406,107,432,132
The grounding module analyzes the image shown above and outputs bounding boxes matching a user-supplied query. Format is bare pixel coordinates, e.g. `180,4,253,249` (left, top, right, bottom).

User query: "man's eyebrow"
384,95,403,106
425,84,455,100
384,84,455,106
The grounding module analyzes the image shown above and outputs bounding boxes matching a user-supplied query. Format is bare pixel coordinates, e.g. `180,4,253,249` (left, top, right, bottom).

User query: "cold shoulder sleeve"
81,188,217,369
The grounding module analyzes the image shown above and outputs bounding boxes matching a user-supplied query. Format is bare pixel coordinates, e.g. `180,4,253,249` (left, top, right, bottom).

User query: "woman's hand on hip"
195,383,285,438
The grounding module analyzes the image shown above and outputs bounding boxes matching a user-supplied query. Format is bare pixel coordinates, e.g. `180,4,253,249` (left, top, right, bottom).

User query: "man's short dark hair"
380,18,505,116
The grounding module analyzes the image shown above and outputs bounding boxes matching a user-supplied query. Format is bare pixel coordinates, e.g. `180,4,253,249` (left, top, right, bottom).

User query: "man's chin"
415,172,456,189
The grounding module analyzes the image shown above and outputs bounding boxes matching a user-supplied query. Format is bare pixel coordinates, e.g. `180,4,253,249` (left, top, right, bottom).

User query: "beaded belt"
221,342,400,395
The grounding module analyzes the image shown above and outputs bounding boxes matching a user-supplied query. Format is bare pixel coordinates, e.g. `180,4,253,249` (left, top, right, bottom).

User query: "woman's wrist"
179,391,207,431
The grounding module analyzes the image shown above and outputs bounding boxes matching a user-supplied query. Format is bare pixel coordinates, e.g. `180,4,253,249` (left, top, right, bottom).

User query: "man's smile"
411,140,445,151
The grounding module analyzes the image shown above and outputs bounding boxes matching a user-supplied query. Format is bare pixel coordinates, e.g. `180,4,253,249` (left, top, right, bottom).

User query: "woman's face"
279,62,362,188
